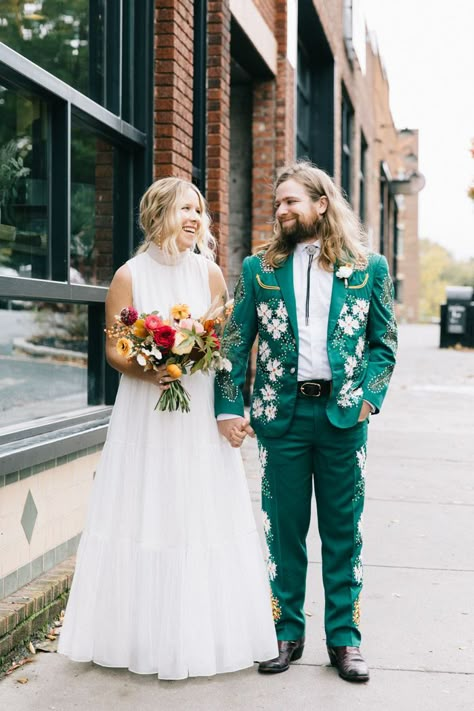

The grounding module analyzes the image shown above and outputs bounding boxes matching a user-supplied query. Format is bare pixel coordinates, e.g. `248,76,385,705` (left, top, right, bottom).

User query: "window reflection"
0,300,88,427
71,123,114,286
0,84,48,280
0,0,105,105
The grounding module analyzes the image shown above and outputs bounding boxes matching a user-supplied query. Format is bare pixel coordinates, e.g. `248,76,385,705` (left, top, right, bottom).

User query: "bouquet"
107,299,233,413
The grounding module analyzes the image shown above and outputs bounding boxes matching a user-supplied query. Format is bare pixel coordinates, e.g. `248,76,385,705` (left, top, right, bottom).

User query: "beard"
279,214,321,248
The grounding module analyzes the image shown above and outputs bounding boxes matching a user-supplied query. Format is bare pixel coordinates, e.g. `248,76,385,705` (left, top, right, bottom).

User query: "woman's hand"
151,364,179,391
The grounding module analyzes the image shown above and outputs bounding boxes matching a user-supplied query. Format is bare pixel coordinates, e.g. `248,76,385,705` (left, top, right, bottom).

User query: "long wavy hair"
137,177,216,260
264,161,368,271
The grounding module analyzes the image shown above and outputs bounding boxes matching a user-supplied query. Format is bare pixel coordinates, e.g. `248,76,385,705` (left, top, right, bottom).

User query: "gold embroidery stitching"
256,274,280,290
348,273,369,290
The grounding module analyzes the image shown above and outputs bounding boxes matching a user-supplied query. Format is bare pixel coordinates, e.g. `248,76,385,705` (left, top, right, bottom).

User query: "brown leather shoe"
327,646,370,682
258,638,305,674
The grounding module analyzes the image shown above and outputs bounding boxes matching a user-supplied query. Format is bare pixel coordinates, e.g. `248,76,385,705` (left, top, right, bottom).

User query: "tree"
419,239,474,321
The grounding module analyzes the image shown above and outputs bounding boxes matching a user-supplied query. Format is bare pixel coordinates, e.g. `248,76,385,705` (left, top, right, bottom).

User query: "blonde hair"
137,177,216,260
264,161,368,271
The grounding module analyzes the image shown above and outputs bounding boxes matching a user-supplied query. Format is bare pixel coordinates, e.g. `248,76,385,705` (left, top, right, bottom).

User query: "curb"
0,556,75,675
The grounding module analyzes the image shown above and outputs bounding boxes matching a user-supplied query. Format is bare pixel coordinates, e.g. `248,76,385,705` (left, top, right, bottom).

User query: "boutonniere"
335,263,354,287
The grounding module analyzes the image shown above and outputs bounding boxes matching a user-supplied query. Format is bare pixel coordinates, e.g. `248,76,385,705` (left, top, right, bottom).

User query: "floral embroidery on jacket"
251,297,295,424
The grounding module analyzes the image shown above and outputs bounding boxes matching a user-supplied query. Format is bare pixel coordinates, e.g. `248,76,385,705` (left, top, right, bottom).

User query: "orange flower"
116,337,133,358
203,319,215,332
171,303,190,320
166,363,182,379
132,319,147,338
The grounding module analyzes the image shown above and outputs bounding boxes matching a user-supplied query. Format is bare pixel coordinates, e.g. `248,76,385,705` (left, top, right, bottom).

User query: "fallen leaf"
46,634,56,641
17,677,29,685
28,642,36,655
6,658,34,675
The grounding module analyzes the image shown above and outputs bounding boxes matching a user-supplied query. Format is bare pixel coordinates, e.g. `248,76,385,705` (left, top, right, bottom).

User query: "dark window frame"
359,131,367,223
341,85,353,203
0,1,153,475
192,0,207,194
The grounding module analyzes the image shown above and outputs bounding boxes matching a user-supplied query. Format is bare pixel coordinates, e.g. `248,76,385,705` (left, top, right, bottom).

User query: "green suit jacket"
215,251,397,436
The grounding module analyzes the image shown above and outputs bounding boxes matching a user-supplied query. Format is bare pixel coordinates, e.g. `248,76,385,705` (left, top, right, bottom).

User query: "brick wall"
207,0,232,275
154,0,195,179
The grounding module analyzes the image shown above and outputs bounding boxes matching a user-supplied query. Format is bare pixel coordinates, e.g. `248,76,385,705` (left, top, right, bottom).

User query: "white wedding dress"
58,243,277,679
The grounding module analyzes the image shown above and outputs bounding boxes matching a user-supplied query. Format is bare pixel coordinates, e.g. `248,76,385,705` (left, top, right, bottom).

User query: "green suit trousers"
258,392,368,647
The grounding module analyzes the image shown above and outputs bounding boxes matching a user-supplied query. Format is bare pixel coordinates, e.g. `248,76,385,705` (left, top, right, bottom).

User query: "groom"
215,161,397,682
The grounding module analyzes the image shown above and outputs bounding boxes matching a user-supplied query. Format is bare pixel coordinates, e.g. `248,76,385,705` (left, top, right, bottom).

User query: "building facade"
0,0,421,604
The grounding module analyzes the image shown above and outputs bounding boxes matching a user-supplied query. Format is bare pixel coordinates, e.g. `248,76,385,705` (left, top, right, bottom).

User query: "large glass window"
0,1,152,463
0,83,49,280
71,123,115,287
0,299,88,428
341,86,353,203
0,1,106,106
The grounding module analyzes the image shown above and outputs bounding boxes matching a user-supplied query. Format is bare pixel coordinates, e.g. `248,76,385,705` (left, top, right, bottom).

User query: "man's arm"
214,256,259,418
361,255,398,413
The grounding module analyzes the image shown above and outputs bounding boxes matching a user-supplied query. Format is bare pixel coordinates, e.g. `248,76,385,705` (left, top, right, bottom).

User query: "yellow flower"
132,318,147,338
166,363,182,379
116,337,133,358
171,303,190,320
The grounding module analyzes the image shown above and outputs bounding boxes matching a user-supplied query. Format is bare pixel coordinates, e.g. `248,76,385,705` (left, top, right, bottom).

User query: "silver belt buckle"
300,381,321,397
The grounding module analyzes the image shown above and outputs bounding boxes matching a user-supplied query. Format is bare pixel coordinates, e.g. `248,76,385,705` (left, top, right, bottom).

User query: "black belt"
297,380,332,398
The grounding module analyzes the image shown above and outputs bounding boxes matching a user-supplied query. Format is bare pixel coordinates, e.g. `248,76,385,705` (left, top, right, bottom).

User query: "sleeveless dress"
58,243,278,679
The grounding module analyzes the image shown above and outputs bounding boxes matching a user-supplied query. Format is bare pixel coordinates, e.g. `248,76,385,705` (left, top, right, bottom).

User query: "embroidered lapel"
328,269,347,337
273,254,299,349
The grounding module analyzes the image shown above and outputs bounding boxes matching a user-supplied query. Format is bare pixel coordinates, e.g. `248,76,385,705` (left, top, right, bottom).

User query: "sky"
362,0,474,261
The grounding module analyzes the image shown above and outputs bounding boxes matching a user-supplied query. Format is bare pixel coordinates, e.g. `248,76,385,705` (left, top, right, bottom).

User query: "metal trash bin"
440,286,474,348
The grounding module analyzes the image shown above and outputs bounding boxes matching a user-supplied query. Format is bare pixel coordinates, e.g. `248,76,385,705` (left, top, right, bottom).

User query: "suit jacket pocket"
348,273,369,290
256,274,281,290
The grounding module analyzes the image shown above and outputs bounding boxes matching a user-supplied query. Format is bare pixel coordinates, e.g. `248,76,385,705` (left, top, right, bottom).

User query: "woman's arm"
105,264,168,387
207,260,228,305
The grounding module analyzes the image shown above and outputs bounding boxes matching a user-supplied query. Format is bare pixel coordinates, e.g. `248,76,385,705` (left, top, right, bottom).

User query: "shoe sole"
258,646,304,674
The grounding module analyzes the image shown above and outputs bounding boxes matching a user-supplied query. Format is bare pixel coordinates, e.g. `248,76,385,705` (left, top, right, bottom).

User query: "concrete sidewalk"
1,324,473,710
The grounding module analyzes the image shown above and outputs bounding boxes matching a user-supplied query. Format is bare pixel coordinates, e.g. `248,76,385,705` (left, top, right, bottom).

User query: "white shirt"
293,241,332,380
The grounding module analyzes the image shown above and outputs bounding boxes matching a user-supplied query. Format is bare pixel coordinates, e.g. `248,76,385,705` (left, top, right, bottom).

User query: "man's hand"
358,401,372,422
218,417,255,447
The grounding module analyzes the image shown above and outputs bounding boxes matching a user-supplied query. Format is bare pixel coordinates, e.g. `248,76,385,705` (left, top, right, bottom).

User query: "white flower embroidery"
355,337,365,359
357,515,364,541
267,558,277,581
267,317,287,340
252,397,264,418
265,403,277,421
340,303,349,315
356,446,367,477
258,339,270,362
344,355,358,377
276,300,287,319
266,358,283,382
258,446,268,471
352,298,370,318
260,384,276,402
257,303,273,325
262,511,271,536
338,314,360,336
353,559,363,585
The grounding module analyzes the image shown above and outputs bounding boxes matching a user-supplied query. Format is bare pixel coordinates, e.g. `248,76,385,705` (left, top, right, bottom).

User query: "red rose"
210,333,221,350
153,325,176,352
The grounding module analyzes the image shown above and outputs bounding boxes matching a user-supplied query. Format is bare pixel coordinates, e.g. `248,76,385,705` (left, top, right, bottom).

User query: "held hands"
218,417,255,448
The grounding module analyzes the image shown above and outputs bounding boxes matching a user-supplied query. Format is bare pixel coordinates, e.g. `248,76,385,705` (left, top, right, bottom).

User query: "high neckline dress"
58,243,278,679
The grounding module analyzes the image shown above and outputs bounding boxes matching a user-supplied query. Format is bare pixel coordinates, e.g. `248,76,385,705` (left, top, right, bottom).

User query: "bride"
58,177,278,679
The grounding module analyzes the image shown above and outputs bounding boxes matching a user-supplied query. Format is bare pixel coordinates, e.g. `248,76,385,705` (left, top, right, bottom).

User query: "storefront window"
0,299,88,427
0,84,49,281
0,1,105,105
71,123,114,287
